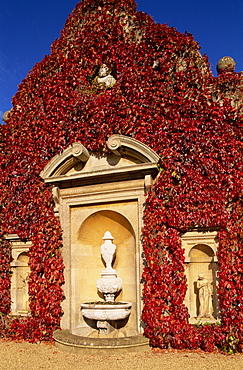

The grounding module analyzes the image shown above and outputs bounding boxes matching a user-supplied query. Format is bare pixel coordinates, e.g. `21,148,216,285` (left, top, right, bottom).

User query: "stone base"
189,317,221,325
10,311,31,317
53,330,150,355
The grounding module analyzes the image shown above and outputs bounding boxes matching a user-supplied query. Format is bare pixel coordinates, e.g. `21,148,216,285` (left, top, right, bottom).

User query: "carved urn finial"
100,231,116,271
217,56,236,74
97,231,122,302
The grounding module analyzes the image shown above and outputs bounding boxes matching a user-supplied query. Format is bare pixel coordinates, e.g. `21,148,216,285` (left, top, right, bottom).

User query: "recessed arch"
78,209,135,242
189,244,215,259
17,251,29,264
78,209,135,272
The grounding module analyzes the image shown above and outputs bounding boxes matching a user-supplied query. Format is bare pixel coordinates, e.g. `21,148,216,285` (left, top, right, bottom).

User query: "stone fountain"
53,230,149,352
81,231,132,335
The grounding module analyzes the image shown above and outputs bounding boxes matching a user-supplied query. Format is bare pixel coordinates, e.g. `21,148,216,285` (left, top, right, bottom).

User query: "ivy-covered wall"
0,0,243,351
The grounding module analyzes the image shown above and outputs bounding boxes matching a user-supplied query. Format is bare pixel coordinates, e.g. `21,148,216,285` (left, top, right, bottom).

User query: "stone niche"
181,230,220,322
41,135,159,336
6,234,31,315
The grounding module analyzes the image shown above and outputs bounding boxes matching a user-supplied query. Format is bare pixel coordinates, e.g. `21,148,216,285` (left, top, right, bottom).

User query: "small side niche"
182,230,220,322
6,234,32,315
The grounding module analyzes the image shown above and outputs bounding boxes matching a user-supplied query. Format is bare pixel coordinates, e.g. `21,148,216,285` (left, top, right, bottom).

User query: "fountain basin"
81,302,132,321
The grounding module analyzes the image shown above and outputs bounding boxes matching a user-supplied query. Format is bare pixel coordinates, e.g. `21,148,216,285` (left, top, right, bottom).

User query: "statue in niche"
18,271,30,312
197,273,214,319
88,64,116,89
97,64,116,87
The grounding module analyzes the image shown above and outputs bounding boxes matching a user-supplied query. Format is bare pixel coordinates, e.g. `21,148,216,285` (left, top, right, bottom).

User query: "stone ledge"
189,317,221,325
53,330,150,354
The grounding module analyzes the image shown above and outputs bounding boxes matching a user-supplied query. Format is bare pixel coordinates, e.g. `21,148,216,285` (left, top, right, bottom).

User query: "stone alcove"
6,234,31,315
71,208,137,335
40,135,160,335
14,253,30,313
182,230,220,322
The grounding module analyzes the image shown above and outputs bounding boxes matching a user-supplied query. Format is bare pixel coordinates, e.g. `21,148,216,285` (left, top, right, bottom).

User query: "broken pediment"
40,135,160,188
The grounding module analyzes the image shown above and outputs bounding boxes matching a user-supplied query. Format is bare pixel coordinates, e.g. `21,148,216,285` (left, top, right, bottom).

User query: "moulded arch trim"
40,142,90,180
40,135,160,187
107,135,160,163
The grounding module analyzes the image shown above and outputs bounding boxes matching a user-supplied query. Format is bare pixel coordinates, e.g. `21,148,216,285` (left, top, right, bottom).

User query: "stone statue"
94,64,116,88
100,231,116,271
19,271,29,312
197,273,213,319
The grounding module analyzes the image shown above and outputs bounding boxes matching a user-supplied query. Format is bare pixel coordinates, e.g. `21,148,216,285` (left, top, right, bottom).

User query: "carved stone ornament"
93,64,116,88
97,231,123,302
217,56,236,74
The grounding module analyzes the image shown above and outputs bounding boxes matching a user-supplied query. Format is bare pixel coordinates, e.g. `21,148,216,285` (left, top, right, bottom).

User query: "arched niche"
188,244,218,320
6,234,31,315
181,230,220,322
71,210,136,336
15,252,30,313
77,210,135,277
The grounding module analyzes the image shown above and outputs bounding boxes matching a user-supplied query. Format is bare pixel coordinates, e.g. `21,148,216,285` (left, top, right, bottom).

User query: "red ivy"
0,0,243,351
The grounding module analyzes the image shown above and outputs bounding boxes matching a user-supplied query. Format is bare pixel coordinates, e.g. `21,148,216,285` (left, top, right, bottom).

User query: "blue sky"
1,0,242,121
